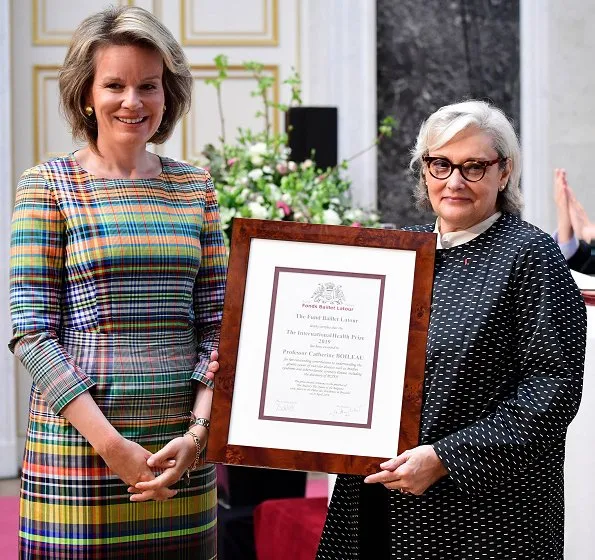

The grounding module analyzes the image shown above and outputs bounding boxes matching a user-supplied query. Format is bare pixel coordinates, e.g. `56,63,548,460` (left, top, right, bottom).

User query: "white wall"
549,0,595,223
522,0,595,234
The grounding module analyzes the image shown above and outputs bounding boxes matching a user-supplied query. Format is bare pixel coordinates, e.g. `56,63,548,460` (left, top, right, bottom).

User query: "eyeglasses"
422,156,505,182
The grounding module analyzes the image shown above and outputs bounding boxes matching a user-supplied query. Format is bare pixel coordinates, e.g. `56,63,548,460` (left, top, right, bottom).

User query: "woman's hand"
130,426,208,502
554,168,573,243
568,189,595,243
99,434,177,501
205,349,219,382
582,224,595,244
60,393,174,501
363,445,448,496
554,168,569,209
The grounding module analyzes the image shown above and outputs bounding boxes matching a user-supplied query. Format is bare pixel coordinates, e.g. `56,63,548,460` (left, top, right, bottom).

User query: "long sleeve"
567,240,595,274
551,229,580,260
9,168,95,413
432,234,586,494
191,172,227,386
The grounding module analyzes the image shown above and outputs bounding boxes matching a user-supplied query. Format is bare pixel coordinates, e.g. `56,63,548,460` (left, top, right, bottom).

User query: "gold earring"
84,106,94,117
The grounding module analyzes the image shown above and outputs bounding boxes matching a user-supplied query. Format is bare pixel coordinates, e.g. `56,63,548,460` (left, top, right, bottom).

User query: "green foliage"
204,54,229,89
195,56,396,247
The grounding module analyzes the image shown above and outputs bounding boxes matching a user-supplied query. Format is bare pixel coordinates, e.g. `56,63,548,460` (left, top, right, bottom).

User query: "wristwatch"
189,411,210,430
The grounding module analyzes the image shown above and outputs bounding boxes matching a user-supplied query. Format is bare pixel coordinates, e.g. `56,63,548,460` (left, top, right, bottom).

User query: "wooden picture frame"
206,218,436,475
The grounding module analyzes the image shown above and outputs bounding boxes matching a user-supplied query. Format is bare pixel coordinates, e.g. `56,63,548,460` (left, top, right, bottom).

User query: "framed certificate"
206,218,436,475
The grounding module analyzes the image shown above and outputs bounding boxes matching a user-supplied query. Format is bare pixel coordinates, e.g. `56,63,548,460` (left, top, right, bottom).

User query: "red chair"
254,497,328,560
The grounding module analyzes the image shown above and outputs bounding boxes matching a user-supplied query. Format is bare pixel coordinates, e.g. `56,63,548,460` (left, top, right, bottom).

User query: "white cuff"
553,230,580,260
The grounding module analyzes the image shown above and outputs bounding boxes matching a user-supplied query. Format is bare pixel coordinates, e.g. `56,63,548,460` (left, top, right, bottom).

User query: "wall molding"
181,0,279,46
32,0,130,45
182,64,280,162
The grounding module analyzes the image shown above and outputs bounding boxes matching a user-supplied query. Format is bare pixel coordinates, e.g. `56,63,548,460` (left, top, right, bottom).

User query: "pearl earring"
84,106,94,117
499,185,505,192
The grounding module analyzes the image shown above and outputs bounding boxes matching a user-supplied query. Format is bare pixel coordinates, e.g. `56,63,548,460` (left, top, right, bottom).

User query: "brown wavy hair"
59,5,192,152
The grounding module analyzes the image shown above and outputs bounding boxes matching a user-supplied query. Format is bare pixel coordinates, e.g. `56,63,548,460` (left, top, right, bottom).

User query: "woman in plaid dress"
9,6,226,558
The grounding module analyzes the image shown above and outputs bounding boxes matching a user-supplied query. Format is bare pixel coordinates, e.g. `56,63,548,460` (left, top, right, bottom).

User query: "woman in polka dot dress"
316,100,587,559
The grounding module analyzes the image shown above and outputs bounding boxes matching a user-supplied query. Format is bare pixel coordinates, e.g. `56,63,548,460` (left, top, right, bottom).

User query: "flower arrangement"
195,55,396,246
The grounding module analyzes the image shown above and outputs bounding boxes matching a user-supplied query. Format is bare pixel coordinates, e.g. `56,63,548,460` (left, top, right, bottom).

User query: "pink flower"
350,222,362,227
276,162,288,175
227,158,239,166
276,200,292,217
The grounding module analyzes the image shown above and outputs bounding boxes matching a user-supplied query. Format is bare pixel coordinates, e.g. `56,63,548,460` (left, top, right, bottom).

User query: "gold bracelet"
184,430,202,476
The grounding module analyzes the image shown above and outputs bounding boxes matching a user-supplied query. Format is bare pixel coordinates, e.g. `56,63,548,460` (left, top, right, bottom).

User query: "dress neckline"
69,151,166,181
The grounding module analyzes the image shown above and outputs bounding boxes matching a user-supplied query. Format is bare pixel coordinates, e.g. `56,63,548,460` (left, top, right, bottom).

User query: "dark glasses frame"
422,156,505,182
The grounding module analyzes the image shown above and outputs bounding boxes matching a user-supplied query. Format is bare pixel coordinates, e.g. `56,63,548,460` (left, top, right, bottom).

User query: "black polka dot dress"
316,213,587,560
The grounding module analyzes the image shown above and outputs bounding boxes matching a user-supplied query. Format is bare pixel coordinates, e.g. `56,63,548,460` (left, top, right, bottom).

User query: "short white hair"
409,100,523,214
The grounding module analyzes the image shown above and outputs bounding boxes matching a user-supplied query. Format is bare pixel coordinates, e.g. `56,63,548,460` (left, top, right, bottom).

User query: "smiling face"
425,127,512,233
86,44,165,153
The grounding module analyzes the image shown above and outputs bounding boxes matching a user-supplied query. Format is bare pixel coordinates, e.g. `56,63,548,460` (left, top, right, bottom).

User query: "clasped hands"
554,168,595,244
103,351,219,502
363,444,448,496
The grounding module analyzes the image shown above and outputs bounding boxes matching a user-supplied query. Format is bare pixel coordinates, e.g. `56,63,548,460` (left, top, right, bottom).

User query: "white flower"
248,169,263,181
288,161,298,172
347,208,364,221
263,165,273,175
249,142,268,156
249,143,267,166
301,159,314,170
219,207,237,224
343,209,356,221
281,193,292,204
256,195,265,204
248,202,269,219
268,183,281,201
322,209,342,225
239,176,249,186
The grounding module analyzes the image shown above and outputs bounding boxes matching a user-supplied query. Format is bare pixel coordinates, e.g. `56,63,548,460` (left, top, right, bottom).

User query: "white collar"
433,212,502,249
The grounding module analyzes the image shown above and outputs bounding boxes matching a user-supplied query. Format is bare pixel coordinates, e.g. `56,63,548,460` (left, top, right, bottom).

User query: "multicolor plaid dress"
9,154,227,559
